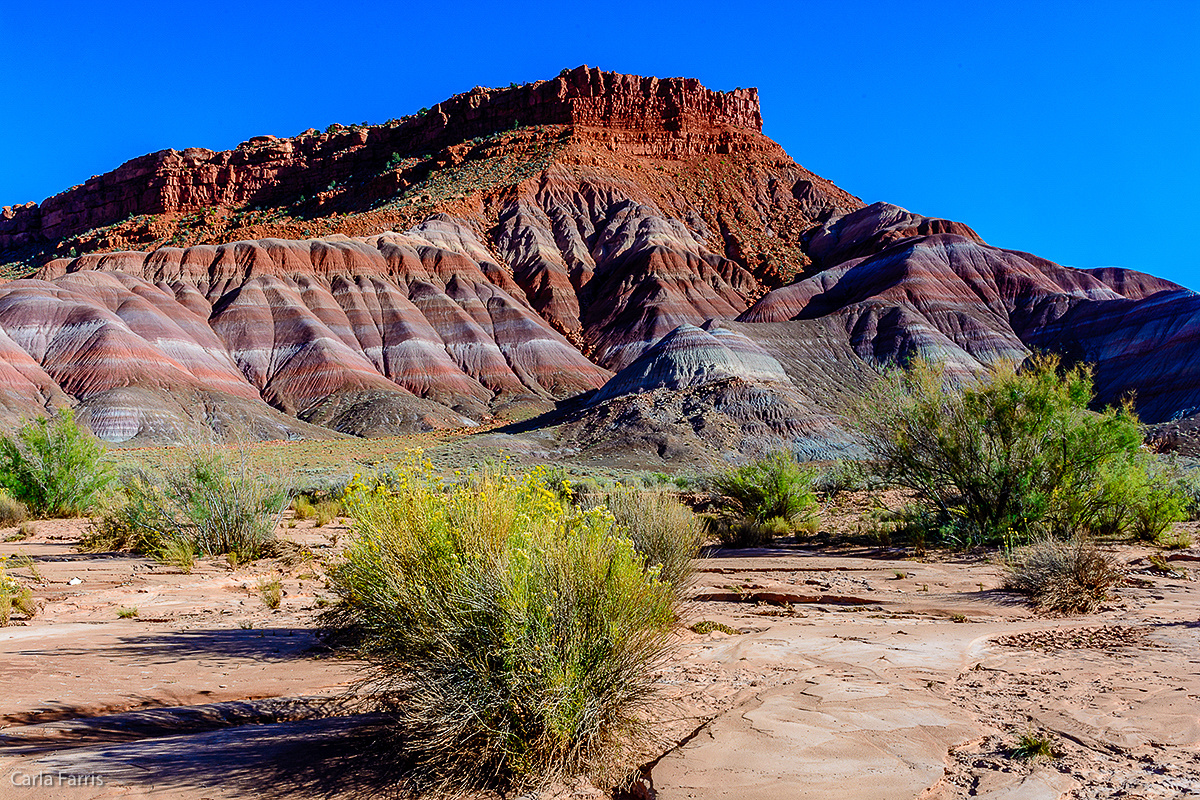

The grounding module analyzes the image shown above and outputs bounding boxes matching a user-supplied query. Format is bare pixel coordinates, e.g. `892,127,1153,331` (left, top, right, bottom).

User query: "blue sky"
1,1,1196,288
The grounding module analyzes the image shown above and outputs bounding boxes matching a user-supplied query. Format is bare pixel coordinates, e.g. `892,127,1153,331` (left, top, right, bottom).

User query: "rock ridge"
1,66,762,254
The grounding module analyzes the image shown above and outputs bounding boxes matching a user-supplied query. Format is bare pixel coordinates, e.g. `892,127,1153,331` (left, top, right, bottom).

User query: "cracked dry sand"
1,523,1198,799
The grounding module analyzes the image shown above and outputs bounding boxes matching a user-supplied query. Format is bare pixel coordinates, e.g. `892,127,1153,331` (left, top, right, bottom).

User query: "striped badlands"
2,225,612,441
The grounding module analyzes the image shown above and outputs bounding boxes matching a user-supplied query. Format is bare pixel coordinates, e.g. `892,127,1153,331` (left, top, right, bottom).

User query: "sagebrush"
323,459,683,792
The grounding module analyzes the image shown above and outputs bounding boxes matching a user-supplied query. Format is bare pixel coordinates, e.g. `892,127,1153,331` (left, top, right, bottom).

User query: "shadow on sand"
8,711,414,800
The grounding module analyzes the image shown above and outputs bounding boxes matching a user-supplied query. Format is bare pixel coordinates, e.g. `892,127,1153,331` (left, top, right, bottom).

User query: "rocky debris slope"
592,323,790,403
509,318,877,466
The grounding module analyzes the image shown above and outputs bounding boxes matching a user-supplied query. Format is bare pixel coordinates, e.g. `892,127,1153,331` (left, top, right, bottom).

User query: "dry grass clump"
1003,537,1124,614
292,495,316,520
83,444,288,566
0,556,36,625
0,491,28,527
323,458,683,793
1155,527,1193,549
314,499,341,527
258,577,283,609
590,488,703,593
292,495,342,527
704,452,818,548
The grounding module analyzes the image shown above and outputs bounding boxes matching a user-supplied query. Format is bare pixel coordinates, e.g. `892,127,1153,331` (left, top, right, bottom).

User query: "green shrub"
84,445,288,564
1127,459,1188,542
323,460,678,792
1003,537,1123,614
0,408,112,517
1012,730,1058,760
852,356,1177,546
705,452,818,547
590,489,702,594
813,459,872,496
1173,467,1200,521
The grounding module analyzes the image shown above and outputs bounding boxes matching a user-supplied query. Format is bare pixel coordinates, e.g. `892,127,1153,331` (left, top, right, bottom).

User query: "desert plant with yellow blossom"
323,453,684,793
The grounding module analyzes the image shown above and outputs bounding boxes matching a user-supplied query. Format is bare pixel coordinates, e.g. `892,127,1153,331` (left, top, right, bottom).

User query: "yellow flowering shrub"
325,455,680,791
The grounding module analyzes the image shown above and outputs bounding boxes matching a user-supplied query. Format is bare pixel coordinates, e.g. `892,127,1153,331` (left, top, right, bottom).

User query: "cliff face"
0,67,765,253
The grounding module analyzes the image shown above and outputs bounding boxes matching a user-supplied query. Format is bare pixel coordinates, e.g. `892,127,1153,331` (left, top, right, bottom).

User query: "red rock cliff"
0,66,763,252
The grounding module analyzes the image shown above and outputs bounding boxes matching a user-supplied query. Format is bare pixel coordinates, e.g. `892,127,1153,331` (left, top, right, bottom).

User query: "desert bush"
590,489,703,594
84,445,288,564
812,459,873,496
852,355,1184,546
704,452,818,547
860,504,942,553
1003,537,1124,614
323,458,678,793
641,472,691,490
0,492,27,527
0,408,112,517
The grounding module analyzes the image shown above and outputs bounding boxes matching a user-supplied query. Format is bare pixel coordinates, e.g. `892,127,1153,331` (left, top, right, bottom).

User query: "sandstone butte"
0,65,1196,449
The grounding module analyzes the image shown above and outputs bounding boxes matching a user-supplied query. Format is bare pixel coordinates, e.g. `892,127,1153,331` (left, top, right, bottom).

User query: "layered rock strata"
742,203,1199,421
3,225,610,442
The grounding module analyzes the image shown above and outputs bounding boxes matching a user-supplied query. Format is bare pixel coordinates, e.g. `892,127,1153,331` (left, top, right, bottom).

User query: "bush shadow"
11,626,326,665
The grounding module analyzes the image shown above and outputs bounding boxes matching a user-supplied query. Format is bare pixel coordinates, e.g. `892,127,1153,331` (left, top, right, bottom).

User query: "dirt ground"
1,512,1198,799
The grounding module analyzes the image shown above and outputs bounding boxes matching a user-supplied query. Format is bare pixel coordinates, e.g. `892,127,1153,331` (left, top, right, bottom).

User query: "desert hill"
0,66,1195,450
